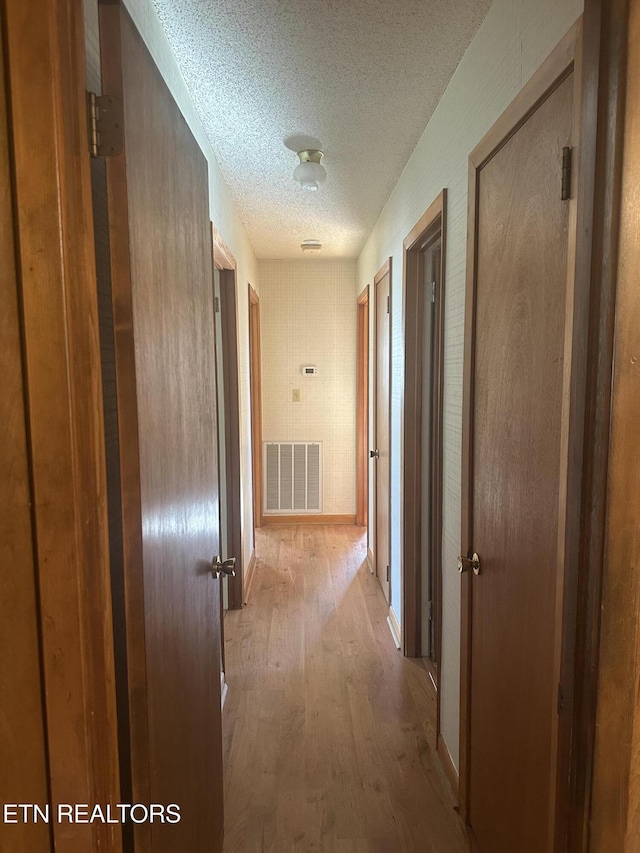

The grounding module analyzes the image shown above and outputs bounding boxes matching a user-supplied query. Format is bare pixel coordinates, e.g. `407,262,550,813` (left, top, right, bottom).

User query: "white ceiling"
153,0,492,259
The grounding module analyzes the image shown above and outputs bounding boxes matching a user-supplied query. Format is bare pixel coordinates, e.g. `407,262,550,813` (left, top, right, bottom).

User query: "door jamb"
4,0,122,847
401,190,446,699
572,0,633,847
373,258,392,600
249,285,263,534
211,225,243,610
460,17,599,847
356,287,369,528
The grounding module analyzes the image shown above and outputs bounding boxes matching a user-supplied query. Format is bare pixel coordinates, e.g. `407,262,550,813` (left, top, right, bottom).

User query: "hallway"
222,526,467,852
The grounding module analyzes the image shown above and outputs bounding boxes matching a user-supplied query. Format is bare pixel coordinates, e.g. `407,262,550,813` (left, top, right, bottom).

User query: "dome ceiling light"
293,149,326,191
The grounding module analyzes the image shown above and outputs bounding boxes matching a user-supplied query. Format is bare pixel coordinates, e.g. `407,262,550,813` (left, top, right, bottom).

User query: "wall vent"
264,442,322,513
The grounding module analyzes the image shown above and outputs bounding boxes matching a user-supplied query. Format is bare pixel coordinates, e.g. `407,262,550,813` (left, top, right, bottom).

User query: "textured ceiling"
153,0,492,258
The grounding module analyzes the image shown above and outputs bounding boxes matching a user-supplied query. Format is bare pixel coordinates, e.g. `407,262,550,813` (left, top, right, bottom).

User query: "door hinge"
386,564,390,582
561,146,572,201
430,281,436,303
428,600,433,621
386,295,390,314
557,683,565,715
87,92,124,158
214,296,220,313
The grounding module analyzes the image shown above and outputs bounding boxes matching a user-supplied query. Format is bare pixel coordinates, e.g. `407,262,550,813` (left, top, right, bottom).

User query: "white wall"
357,0,583,770
85,0,260,571
259,260,357,516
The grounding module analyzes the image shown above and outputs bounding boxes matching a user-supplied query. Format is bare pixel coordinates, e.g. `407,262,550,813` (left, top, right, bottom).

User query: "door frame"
402,190,446,679
212,224,243,609
249,284,263,534
577,0,637,846
356,286,369,528
460,16,603,847
3,0,121,848
373,258,392,600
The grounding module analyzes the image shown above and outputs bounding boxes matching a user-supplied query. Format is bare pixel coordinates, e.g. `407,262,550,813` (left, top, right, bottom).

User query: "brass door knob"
457,553,481,576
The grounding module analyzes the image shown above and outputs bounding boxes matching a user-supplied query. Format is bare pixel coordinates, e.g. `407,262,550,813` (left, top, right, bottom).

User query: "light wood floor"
222,525,468,852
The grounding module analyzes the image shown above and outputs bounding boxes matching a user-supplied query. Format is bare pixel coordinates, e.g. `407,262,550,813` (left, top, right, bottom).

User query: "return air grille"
264,442,322,513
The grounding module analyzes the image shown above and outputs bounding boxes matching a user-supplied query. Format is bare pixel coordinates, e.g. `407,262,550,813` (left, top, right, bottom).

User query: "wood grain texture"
4,0,121,848
460,25,586,846
468,74,573,853
101,5,224,850
589,0,640,846
222,526,468,852
374,262,391,605
437,734,459,802
0,19,51,850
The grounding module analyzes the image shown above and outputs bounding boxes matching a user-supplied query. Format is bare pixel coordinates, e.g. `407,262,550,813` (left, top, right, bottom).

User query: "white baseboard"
387,606,402,650
367,546,375,574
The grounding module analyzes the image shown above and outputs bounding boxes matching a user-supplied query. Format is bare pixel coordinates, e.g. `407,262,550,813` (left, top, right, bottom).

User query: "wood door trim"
582,0,636,846
402,190,446,679
356,286,369,528
469,20,580,171
212,222,237,270
5,0,121,847
219,267,243,609
374,257,391,285
249,284,263,530
373,258,392,601
99,7,152,848
460,18,592,845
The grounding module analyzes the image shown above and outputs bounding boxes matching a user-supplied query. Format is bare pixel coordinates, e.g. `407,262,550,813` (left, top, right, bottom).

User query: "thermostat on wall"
301,365,319,376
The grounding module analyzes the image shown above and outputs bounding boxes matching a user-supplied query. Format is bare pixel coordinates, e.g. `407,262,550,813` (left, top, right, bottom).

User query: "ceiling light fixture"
293,149,326,191
301,239,322,253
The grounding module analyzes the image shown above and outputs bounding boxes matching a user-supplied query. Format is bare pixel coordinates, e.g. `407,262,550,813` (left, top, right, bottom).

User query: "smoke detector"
301,240,322,254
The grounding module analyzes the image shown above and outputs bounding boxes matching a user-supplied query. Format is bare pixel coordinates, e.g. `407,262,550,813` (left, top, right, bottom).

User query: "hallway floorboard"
222,525,467,852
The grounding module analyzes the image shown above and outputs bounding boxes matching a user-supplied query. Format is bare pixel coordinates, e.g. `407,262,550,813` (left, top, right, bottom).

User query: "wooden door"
0,20,51,851
465,72,574,851
374,261,391,603
100,4,224,850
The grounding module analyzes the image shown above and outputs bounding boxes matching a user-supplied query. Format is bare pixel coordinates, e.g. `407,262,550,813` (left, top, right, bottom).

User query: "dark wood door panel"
469,73,573,852
101,4,224,850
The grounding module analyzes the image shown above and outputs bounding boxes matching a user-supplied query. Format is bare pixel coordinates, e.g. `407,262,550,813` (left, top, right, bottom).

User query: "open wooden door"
99,3,224,849
461,24,582,853
373,260,392,603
